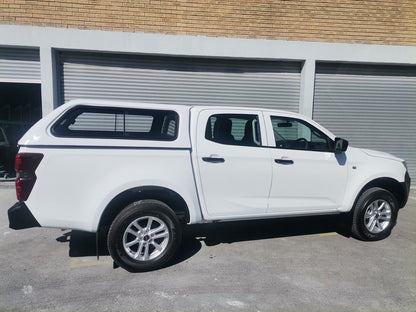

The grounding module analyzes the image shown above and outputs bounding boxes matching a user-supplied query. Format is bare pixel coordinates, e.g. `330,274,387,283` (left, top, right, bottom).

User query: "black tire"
107,200,182,272
351,187,398,241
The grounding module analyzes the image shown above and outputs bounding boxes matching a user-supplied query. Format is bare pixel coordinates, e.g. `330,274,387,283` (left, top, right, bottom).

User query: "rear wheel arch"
98,186,190,234
107,199,182,272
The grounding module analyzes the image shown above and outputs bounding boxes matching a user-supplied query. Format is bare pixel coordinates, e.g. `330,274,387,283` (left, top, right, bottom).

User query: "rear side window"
52,106,179,141
205,114,261,147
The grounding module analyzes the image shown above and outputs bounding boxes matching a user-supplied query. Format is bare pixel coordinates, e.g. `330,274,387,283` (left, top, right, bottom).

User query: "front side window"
205,114,261,147
52,106,178,141
271,116,332,152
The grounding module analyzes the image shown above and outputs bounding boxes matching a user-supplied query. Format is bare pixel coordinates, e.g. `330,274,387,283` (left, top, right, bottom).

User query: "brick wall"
1,0,415,46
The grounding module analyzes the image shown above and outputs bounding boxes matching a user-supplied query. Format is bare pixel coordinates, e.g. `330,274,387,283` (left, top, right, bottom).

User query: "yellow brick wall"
1,0,415,46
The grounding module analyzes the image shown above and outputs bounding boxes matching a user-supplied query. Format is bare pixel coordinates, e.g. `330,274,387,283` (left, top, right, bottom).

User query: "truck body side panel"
21,146,201,232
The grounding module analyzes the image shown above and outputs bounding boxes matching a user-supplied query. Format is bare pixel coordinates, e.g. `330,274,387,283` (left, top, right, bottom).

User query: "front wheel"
351,187,398,241
107,200,182,272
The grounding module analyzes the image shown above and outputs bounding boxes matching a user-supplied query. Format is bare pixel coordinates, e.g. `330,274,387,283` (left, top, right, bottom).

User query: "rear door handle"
274,158,294,165
203,157,225,163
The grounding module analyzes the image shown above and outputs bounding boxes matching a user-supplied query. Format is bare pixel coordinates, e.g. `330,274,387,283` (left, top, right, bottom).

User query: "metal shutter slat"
60,52,301,112
0,48,40,83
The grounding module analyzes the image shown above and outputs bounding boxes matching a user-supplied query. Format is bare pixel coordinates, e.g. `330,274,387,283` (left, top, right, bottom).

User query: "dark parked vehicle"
0,124,27,179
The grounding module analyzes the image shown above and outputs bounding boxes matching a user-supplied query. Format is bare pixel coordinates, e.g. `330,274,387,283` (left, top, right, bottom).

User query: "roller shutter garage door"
0,47,40,83
59,52,301,111
0,48,41,178
313,63,416,178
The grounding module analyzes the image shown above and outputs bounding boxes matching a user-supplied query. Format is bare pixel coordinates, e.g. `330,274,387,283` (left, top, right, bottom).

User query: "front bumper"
399,171,411,208
8,202,40,230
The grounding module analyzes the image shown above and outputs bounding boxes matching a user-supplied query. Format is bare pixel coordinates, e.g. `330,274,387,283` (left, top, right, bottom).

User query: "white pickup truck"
8,99,410,272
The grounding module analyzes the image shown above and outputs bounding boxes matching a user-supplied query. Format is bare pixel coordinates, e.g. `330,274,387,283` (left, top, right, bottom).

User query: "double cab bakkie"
8,99,410,272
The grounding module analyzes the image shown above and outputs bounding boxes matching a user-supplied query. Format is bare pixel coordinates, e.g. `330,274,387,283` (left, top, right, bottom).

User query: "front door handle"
203,157,225,163
274,158,294,165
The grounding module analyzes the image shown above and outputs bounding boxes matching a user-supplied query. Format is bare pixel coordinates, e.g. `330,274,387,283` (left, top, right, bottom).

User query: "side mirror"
334,137,348,153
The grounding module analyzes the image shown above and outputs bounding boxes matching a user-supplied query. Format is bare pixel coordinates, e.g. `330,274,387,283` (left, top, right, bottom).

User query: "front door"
265,114,348,213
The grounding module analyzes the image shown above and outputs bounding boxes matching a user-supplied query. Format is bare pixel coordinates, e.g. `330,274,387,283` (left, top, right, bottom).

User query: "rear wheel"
107,200,182,272
351,187,398,241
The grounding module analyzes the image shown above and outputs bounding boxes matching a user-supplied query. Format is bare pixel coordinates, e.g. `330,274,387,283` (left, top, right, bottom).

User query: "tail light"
15,153,44,202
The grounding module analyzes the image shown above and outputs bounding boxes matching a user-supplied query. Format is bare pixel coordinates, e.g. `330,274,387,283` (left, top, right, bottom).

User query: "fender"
93,182,202,233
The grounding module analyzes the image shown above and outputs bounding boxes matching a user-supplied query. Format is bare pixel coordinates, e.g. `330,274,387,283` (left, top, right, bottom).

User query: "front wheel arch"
354,177,407,209
351,187,398,241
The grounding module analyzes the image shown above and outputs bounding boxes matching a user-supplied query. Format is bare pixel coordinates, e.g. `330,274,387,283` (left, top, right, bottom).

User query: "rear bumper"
8,202,40,230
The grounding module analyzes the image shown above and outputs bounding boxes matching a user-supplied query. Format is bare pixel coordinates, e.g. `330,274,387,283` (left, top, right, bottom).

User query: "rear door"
194,109,272,219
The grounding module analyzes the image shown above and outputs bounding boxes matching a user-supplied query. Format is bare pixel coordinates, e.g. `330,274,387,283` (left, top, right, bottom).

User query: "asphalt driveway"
1,184,415,312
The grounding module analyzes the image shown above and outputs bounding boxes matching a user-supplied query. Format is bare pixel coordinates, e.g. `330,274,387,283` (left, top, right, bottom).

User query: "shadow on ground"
56,214,351,269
